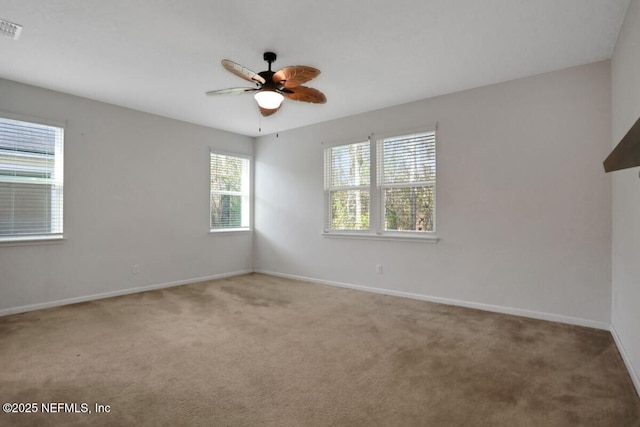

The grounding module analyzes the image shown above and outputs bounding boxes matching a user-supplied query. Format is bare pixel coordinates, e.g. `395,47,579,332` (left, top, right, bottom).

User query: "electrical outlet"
132,264,140,275
376,264,383,275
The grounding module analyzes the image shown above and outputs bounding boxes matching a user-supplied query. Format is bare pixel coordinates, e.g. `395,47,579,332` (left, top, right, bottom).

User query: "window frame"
376,130,437,237
322,127,438,243
0,111,65,244
209,150,252,233
323,139,371,232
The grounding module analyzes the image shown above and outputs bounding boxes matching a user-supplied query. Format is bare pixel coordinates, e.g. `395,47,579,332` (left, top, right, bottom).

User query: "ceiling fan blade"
273,66,320,88
259,105,281,117
283,86,327,104
222,59,266,84
206,87,258,96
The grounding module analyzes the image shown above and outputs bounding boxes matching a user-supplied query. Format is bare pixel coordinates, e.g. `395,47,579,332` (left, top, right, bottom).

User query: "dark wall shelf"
604,116,640,173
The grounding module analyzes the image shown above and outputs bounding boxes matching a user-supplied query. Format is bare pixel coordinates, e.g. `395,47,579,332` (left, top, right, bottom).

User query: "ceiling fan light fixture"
254,90,284,110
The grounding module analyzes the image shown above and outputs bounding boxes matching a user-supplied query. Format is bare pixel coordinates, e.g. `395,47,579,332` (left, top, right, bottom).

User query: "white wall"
254,61,612,328
611,0,640,394
0,78,253,314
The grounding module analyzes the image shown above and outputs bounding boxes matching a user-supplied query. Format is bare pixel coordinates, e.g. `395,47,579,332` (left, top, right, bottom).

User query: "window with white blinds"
323,129,436,237
378,132,436,232
210,152,250,231
0,115,64,241
324,141,370,231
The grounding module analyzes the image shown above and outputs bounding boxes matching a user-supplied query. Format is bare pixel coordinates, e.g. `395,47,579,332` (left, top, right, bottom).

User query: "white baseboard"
4,268,612,332
0,270,253,317
254,269,611,331
610,326,640,397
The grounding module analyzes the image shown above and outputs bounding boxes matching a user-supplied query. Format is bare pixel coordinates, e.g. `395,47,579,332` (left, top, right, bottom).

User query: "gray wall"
0,79,254,314
611,0,640,395
254,61,612,328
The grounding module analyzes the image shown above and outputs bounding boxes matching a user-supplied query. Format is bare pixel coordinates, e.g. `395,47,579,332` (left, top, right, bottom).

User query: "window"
0,115,64,242
210,152,250,231
324,141,370,230
323,130,436,238
378,132,436,232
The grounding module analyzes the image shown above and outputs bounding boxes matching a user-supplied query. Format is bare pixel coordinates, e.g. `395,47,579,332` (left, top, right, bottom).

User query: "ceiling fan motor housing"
263,51,277,65
258,52,278,90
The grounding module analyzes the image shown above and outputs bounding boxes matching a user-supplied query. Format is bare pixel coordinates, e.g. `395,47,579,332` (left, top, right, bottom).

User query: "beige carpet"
0,273,638,426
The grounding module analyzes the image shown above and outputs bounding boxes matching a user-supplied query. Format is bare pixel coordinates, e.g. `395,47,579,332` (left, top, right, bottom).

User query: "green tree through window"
379,132,436,232
323,130,436,235
210,152,250,230
324,141,370,230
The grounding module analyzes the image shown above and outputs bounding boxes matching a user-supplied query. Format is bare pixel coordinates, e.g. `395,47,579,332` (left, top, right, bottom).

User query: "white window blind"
0,116,64,241
324,141,370,231
377,131,436,232
210,152,250,230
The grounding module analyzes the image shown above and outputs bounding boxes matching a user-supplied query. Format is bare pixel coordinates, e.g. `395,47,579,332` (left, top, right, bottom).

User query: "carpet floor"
1,273,639,426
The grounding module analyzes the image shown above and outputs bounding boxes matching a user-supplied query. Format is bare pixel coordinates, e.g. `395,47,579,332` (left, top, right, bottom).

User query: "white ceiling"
0,0,631,137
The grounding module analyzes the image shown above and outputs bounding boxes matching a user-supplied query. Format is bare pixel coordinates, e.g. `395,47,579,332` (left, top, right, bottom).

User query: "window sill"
322,231,439,243
0,235,65,247
209,228,252,235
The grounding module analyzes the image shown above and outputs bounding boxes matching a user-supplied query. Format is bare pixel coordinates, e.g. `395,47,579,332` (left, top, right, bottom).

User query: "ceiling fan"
206,52,326,117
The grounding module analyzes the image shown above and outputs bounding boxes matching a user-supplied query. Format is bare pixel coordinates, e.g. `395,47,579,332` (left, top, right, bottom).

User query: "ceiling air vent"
0,18,22,40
